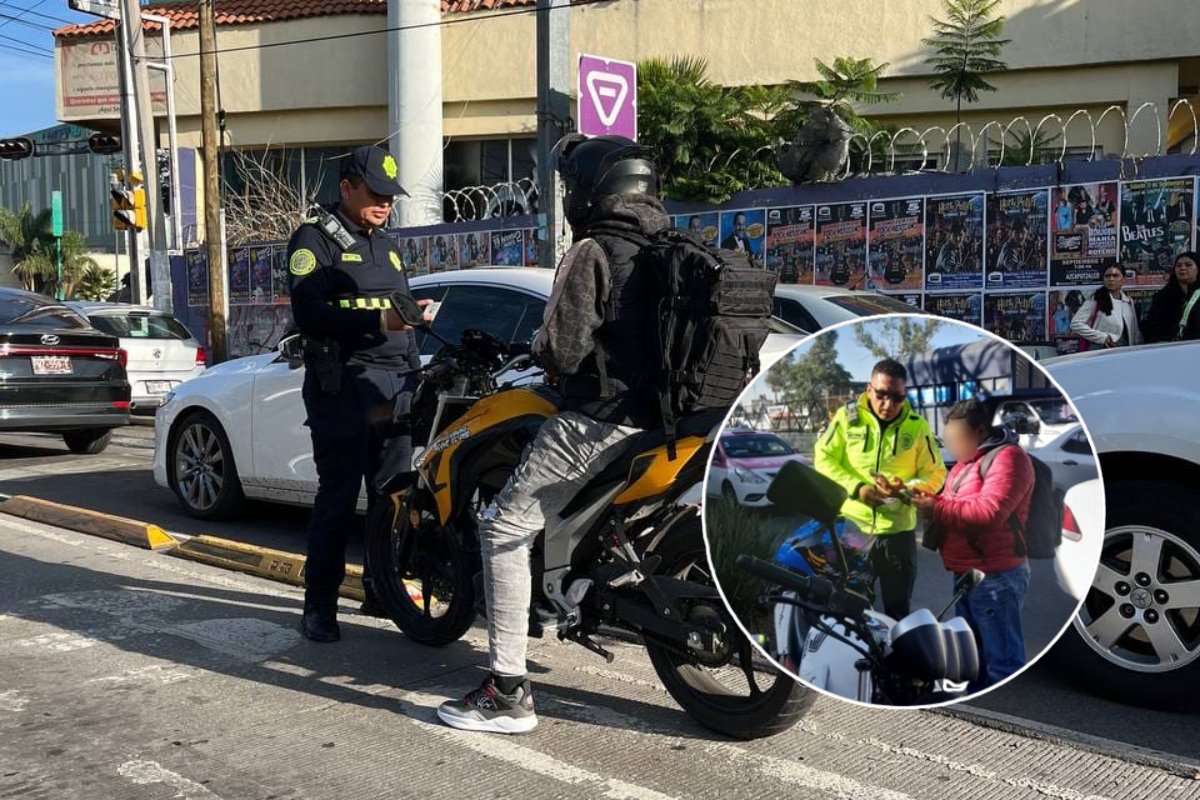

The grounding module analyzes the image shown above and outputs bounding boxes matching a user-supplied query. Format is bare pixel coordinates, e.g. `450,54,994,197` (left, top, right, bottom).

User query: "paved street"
1,427,1199,799
4,512,1200,800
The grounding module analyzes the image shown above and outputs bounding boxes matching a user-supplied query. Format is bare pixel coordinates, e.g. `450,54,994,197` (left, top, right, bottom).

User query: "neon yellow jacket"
814,393,947,535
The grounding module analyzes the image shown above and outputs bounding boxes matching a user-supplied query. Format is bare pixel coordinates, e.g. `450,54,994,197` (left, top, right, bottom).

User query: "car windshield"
1028,398,1078,424
825,294,920,316
0,295,87,329
87,312,192,340
722,434,793,458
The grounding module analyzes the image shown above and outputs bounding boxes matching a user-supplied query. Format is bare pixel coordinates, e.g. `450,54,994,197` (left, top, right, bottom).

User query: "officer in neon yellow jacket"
815,358,946,620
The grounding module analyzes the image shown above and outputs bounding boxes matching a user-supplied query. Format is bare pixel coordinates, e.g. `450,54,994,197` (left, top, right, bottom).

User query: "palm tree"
923,0,1010,168
0,203,101,298
637,56,787,203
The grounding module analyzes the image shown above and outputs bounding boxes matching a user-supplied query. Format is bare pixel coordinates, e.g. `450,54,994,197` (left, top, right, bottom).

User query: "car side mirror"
278,334,304,369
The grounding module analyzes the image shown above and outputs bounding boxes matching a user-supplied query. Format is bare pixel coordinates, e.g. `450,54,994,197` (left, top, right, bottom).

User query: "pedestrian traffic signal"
110,170,146,231
0,137,35,160
88,133,122,155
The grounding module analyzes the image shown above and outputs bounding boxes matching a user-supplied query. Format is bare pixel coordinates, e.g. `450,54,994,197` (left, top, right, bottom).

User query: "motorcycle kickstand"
561,629,615,664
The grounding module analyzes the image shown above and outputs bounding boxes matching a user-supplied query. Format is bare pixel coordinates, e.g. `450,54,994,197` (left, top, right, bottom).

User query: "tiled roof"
54,0,537,40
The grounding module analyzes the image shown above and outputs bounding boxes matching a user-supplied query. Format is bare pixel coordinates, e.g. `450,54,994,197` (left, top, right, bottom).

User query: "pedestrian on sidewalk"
1070,266,1142,350
1142,252,1200,343
913,400,1035,690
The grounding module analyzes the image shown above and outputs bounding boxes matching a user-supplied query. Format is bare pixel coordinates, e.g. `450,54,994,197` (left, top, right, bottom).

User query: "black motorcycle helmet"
553,133,659,227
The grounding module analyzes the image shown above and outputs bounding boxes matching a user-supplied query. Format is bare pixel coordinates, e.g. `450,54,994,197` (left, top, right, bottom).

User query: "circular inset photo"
702,314,1105,708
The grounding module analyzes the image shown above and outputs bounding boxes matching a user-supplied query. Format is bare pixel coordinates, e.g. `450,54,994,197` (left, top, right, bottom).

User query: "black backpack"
970,444,1064,559
594,227,777,454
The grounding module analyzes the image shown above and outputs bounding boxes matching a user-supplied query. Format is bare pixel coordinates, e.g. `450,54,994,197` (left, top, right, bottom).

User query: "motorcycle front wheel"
643,512,816,740
365,489,480,647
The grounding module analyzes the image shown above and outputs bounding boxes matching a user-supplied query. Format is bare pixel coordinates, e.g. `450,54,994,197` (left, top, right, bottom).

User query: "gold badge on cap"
382,154,398,180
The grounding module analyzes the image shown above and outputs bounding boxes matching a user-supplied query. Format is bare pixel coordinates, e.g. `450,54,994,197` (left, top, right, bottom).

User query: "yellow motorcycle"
364,307,812,739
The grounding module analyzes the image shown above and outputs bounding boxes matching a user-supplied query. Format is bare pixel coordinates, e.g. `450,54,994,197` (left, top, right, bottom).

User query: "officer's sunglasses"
870,385,907,404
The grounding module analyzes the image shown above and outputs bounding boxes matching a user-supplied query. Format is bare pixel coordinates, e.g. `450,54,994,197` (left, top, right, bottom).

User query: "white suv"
1045,341,1200,711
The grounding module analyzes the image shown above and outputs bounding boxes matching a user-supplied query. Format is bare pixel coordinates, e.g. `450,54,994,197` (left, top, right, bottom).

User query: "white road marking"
0,456,144,483
166,618,300,663
0,689,28,711
401,688,682,800
11,631,108,652
86,664,199,687
118,760,222,800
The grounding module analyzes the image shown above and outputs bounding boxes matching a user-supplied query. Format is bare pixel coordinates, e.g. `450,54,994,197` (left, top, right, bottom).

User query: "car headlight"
161,390,176,406
733,467,767,484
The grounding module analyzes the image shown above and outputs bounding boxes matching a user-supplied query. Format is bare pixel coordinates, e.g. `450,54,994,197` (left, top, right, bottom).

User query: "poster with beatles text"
765,206,815,284
1119,177,1193,287
867,197,924,292
925,193,985,291
815,203,868,288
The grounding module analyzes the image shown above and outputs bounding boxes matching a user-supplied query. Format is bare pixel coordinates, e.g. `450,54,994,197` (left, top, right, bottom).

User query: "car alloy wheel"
1075,525,1200,673
174,420,229,513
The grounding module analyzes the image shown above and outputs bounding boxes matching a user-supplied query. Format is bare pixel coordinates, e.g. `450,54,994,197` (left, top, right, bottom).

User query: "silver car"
68,302,206,412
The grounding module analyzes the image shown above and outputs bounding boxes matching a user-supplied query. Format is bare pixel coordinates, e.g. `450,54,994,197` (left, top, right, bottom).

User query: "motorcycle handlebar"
735,555,870,620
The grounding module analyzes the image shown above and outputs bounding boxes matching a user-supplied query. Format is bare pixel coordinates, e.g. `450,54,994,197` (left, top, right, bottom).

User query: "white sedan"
1045,341,1200,710
772,285,916,333
157,268,851,518
68,301,206,412
1026,423,1098,492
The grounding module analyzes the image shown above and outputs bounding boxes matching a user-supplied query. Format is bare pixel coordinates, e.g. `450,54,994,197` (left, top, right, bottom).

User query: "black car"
0,288,131,454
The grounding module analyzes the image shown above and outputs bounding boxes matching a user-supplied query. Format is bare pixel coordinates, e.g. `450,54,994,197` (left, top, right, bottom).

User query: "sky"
0,2,94,137
751,318,991,404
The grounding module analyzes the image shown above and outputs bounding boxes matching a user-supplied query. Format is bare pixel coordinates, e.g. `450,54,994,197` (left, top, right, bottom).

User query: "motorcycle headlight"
733,467,767,484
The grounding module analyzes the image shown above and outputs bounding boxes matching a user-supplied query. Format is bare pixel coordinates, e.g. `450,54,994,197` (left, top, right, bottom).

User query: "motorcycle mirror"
389,292,428,329
766,461,848,528
956,568,985,595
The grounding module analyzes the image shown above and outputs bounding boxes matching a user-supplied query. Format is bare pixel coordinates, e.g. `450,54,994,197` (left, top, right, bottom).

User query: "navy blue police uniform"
286,145,421,640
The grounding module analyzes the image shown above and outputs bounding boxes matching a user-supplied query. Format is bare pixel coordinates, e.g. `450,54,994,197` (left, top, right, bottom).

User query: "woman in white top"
1070,265,1142,349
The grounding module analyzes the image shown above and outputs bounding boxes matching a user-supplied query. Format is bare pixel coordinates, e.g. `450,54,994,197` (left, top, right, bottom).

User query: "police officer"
287,144,430,643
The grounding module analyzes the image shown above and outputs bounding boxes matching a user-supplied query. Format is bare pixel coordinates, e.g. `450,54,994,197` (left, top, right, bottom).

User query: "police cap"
341,145,409,198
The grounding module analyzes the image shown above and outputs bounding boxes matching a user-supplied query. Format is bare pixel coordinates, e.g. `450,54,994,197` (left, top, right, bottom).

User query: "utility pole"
115,11,145,304
535,0,572,269
388,0,443,227
125,0,165,309
199,0,227,362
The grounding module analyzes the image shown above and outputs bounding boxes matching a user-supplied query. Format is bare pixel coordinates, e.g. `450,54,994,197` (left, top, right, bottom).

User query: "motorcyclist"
437,134,667,734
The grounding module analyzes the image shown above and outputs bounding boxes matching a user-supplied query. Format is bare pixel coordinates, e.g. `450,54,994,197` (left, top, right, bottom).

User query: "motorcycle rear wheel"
643,512,815,740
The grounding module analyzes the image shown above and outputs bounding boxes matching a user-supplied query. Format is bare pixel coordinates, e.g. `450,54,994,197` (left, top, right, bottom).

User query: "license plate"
146,380,172,395
31,356,72,376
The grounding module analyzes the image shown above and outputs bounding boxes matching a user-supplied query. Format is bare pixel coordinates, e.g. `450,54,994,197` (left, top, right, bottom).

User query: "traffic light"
88,133,122,155
111,169,146,231
0,137,34,160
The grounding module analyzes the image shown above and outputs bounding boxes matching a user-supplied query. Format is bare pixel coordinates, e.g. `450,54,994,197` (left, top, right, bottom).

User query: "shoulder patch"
389,251,404,272
341,252,363,262
289,248,318,276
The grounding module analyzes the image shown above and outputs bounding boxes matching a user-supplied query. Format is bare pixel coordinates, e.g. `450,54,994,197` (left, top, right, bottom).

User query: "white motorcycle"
737,461,986,706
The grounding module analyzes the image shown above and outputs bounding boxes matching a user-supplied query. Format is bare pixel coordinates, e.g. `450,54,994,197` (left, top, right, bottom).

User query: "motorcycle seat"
559,408,726,517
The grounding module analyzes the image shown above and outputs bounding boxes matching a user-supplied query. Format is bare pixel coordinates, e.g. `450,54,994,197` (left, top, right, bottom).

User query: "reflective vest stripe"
334,297,393,310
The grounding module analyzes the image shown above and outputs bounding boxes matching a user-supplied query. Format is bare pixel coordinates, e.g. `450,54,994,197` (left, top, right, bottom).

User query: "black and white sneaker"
437,676,537,734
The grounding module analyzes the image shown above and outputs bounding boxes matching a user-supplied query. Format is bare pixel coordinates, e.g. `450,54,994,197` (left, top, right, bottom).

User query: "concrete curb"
169,535,366,602
0,495,178,551
940,705,1200,780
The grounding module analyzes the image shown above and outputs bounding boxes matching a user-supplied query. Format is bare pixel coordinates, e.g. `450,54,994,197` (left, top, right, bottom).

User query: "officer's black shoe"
300,608,341,643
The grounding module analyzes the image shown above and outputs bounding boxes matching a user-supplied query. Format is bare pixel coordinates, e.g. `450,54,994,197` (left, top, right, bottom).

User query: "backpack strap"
976,443,1029,557
1179,290,1200,340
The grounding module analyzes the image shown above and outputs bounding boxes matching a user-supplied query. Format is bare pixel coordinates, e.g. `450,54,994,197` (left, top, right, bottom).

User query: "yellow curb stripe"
169,535,366,602
0,495,179,551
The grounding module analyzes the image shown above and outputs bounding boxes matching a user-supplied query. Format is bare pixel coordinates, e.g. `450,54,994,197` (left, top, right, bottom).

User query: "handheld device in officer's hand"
389,291,427,328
